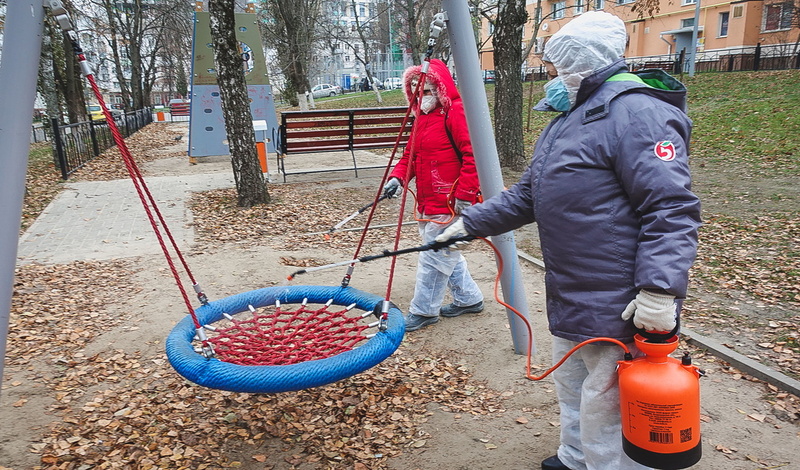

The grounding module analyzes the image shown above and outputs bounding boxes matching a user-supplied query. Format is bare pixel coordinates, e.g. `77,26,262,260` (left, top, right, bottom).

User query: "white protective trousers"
409,215,483,317
552,336,652,470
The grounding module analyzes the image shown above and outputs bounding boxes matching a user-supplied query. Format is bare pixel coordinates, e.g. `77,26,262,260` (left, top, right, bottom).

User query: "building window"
594,0,605,8
682,0,696,5
733,5,744,17
618,0,634,5
719,11,729,36
763,2,794,31
552,1,566,19
575,0,585,14
681,17,695,28
534,7,542,23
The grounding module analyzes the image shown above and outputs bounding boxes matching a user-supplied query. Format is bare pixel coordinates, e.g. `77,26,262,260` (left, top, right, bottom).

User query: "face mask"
420,94,438,114
544,77,571,112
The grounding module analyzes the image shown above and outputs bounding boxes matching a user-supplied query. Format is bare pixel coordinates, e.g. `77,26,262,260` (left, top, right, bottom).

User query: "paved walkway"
16,173,235,265
16,147,392,266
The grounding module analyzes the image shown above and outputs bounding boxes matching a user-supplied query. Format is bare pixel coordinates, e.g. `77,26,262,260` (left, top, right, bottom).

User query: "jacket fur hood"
402,59,459,112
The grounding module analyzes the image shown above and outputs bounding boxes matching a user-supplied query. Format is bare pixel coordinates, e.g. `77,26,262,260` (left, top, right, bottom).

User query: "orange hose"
478,238,631,381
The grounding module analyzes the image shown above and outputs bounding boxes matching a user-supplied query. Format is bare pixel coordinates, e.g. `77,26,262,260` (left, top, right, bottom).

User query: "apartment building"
480,0,799,71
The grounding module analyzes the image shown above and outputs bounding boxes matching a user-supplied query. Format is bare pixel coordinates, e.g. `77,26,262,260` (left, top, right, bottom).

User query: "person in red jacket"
382,59,484,332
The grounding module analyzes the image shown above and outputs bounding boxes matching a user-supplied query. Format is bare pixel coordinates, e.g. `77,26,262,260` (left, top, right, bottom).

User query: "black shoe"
541,455,570,470
404,313,439,332
439,300,484,317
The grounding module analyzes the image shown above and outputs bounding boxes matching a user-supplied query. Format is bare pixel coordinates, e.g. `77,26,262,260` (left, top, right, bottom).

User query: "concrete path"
16,172,234,265
15,147,392,266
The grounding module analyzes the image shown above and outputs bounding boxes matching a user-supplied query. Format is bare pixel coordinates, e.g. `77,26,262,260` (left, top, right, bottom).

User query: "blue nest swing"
166,285,405,394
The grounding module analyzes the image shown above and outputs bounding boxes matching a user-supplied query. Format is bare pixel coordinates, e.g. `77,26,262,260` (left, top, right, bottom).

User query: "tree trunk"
38,22,62,126
493,0,528,170
102,0,132,110
263,0,317,107
176,62,189,97
61,33,86,123
209,0,270,207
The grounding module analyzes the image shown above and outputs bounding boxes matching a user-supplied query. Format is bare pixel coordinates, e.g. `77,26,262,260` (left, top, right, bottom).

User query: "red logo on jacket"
654,141,676,161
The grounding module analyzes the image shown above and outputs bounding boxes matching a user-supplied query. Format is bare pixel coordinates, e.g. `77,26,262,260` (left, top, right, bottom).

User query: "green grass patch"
311,89,408,110
685,70,800,176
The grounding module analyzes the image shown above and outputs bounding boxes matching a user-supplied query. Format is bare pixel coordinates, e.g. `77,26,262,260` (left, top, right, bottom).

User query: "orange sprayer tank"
617,334,702,469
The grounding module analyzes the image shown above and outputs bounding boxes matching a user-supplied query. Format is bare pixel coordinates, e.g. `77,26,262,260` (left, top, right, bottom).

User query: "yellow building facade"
479,0,800,72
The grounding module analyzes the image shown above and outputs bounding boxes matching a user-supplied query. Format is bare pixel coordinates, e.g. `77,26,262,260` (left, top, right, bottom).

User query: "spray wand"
287,235,475,281
325,194,390,238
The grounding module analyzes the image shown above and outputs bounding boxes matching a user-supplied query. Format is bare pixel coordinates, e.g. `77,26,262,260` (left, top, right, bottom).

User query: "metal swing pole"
0,0,47,388
441,0,534,356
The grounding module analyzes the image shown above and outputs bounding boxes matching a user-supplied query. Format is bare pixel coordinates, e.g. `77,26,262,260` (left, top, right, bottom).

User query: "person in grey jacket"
436,11,701,470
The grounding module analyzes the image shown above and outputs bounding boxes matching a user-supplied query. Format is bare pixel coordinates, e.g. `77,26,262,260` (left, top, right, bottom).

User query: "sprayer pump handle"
638,318,681,343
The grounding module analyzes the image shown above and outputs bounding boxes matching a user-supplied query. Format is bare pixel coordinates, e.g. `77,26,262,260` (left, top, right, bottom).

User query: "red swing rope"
339,91,418,291
385,71,430,301
340,61,431,306
70,44,205,330
55,10,387,365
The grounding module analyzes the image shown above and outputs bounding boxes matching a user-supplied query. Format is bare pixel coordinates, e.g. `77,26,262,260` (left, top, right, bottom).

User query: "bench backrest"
279,106,412,155
170,102,190,117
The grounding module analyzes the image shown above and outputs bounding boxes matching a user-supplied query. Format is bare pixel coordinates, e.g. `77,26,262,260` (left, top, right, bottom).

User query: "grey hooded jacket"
461,59,702,342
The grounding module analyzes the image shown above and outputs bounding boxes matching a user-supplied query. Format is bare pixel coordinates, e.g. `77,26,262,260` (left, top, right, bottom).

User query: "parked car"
384,77,403,89
359,77,384,92
87,104,122,121
311,83,342,98
87,104,104,120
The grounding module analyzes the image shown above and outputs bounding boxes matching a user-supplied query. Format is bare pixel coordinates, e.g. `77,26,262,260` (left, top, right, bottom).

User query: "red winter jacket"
389,59,480,216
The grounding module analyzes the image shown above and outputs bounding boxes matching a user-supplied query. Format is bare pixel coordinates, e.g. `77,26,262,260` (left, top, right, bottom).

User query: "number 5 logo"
654,141,676,161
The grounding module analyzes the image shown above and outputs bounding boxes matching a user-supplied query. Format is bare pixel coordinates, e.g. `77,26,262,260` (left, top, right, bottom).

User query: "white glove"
434,218,472,250
621,290,677,332
383,177,402,198
453,198,471,214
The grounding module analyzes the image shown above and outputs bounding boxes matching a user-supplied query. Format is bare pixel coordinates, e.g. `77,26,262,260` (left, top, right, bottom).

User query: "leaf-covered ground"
11,72,800,468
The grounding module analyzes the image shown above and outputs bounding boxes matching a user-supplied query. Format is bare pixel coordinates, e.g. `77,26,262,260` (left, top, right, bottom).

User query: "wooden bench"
277,106,413,182
170,102,190,117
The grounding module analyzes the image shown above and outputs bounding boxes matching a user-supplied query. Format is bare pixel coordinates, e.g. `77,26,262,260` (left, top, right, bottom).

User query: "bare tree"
209,0,270,207
394,0,442,65
259,0,320,107
38,20,68,125
317,0,388,102
488,0,664,170
87,0,191,109
491,0,528,170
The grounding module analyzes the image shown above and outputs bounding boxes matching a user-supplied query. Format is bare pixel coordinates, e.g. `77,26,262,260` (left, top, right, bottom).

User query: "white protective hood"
542,11,628,106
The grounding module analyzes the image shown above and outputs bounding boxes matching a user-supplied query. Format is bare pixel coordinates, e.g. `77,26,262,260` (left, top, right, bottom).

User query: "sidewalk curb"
681,327,800,397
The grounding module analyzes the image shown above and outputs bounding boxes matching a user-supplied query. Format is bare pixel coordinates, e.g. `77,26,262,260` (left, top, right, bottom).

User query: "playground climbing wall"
189,11,279,158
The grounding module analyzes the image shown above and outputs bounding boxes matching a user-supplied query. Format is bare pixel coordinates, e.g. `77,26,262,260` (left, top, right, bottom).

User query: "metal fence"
627,43,800,74
50,107,153,180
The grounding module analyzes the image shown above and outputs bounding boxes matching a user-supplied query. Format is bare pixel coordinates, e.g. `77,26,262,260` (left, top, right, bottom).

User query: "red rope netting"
207,302,372,366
